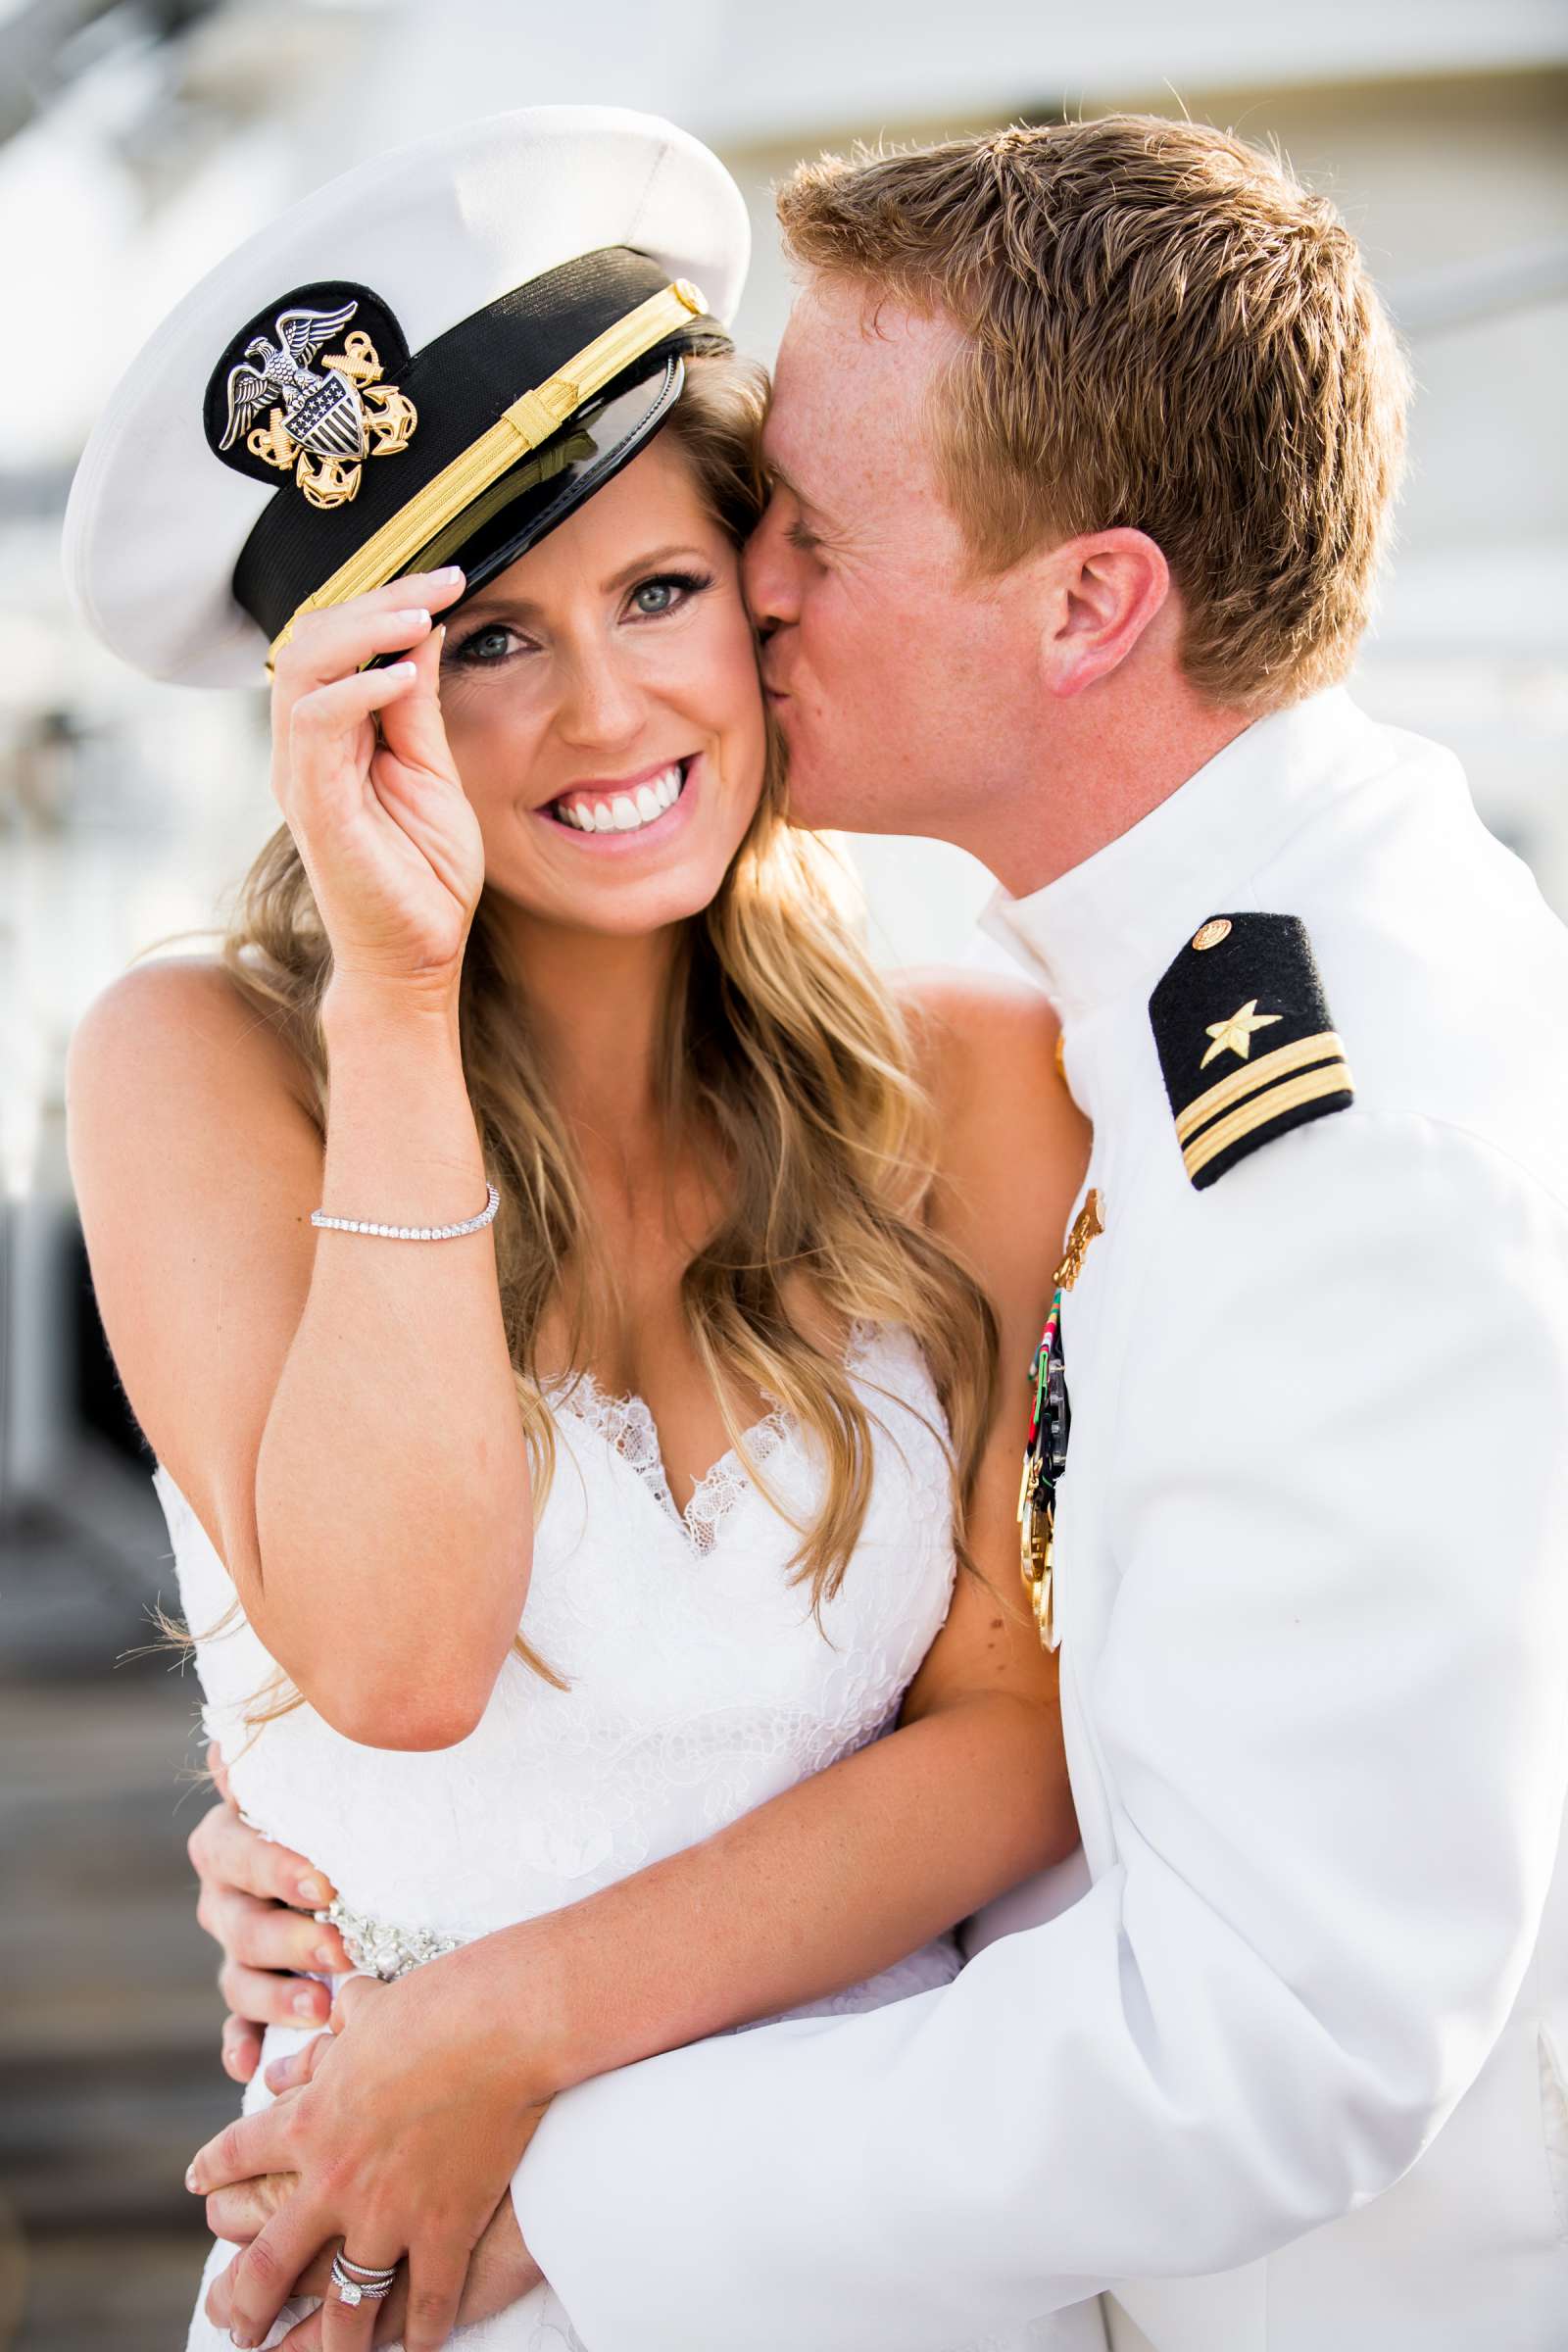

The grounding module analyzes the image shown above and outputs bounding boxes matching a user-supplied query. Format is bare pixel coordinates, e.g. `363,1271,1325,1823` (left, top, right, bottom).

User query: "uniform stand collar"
981,688,1375,1025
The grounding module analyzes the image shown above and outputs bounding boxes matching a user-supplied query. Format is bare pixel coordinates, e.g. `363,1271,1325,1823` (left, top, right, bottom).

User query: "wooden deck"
1,1646,238,2349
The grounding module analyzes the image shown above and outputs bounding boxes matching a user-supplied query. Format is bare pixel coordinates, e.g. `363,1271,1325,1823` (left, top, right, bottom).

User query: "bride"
64,110,1089,2351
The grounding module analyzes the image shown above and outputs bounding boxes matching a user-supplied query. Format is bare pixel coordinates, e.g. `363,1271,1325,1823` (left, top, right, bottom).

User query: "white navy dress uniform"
513,687,1568,2351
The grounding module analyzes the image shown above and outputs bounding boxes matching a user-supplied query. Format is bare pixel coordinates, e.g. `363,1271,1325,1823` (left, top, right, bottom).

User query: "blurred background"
1,2,1565,2343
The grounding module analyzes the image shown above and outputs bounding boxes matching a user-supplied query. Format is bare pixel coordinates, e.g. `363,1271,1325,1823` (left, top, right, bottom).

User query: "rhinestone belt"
316,1896,465,1982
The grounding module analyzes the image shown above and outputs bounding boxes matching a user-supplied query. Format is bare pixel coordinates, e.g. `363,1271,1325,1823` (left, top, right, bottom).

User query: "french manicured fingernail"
297,1875,328,1905
384,661,416,681
294,1986,321,2017
316,1941,339,1969
431,564,465,583
388,608,429,631
185,2163,201,2191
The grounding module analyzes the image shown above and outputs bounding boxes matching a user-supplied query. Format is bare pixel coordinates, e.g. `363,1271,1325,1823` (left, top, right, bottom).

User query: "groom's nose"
742,497,802,636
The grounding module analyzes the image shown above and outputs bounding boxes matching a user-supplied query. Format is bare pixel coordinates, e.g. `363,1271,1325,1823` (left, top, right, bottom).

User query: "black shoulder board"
1150,913,1354,1190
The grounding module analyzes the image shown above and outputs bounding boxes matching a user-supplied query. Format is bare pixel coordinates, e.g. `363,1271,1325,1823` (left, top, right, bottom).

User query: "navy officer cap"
64,105,751,687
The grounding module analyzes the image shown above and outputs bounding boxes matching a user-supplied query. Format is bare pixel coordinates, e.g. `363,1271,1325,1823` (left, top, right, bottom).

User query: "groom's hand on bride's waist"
188,1742,352,2082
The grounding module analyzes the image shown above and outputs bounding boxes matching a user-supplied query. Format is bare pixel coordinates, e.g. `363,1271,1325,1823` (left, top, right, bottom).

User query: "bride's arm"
66,583,532,1754
190,975,1090,2352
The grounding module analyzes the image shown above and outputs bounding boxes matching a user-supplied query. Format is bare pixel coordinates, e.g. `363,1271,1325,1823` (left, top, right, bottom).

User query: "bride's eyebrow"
600,542,711,592
457,545,712,628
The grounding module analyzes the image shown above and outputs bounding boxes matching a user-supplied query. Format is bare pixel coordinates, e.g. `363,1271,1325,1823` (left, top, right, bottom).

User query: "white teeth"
553,764,686,835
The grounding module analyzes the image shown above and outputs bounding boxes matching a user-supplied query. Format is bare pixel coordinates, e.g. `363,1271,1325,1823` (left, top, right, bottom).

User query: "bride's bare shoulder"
895,960,1056,1053
892,964,1089,1268
67,951,319,1127
66,952,328,1544
893,964,1068,1133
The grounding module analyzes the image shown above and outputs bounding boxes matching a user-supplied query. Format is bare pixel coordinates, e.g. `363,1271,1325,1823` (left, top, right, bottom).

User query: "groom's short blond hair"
777,116,1409,711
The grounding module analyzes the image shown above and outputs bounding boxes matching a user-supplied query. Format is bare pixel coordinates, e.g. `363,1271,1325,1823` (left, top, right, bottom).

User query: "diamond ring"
330,2251,399,2307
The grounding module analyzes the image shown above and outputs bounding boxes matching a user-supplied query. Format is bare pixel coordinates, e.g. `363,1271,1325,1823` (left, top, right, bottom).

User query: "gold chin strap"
266,278,707,672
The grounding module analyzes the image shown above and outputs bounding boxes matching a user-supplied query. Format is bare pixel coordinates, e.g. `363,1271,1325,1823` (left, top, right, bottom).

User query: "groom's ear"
1038,527,1171,699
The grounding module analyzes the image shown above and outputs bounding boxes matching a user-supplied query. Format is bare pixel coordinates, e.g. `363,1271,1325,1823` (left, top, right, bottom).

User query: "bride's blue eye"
628,569,712,619
453,622,517,665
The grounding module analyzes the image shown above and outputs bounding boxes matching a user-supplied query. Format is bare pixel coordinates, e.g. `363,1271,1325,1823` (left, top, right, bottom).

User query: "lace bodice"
547,1366,794,1558
153,1320,961,2010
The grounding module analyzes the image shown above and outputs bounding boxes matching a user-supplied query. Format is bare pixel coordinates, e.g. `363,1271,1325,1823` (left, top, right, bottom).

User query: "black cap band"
227,246,727,645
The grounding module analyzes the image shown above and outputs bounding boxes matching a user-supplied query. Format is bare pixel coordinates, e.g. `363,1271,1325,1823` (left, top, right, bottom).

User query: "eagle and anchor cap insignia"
205,280,417,512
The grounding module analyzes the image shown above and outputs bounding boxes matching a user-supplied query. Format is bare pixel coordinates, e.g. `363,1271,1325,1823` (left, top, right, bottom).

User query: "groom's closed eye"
769,484,829,560
761,456,833,535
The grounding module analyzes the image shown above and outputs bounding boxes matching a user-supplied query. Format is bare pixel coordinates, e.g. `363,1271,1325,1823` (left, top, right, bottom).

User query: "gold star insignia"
1200,999,1283,1068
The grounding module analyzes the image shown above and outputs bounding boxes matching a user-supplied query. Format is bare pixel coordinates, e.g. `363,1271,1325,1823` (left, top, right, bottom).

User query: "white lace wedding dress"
157,1320,1093,2352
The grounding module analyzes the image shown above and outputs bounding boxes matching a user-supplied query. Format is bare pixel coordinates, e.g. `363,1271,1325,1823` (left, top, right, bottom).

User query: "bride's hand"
203,2180,543,2349
187,1745,351,2082
186,1954,553,2352
270,565,484,1004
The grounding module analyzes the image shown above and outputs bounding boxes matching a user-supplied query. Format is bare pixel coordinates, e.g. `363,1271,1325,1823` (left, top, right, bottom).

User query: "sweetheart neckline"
542,1319,879,1554
545,1365,792,1551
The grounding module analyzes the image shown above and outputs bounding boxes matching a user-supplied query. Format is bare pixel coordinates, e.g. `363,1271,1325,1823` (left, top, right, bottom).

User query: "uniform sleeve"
512,1110,1568,2352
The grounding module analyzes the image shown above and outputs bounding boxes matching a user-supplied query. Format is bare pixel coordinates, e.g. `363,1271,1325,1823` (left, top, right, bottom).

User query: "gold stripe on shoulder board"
1183,1060,1354,1182
1175,1029,1345,1145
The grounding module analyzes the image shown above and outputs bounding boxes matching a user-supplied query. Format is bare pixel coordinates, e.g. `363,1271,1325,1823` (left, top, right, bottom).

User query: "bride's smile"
438,436,767,943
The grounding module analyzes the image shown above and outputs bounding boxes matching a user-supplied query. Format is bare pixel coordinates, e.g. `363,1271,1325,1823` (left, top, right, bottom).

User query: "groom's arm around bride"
510,120,1568,2352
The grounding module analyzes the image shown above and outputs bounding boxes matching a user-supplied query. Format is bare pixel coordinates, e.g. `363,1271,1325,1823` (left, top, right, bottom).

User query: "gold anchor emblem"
246,412,299,472
228,312,418,512
321,330,381,387
361,381,417,456
293,450,365,509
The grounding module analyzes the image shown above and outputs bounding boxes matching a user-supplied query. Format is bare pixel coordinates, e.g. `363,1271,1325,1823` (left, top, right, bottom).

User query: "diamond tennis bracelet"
310,1180,499,1242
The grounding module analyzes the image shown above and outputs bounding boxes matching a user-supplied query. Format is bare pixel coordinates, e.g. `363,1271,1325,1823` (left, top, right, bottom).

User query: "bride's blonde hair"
166,355,999,1715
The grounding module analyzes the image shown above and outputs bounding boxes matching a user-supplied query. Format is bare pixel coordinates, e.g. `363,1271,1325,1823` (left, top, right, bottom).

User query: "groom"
188,116,1568,2349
